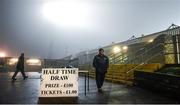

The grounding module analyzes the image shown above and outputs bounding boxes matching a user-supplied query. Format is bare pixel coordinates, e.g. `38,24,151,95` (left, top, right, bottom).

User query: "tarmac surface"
0,72,179,104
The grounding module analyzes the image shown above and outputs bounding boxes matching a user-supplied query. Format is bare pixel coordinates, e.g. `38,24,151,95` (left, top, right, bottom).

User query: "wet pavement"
0,72,179,104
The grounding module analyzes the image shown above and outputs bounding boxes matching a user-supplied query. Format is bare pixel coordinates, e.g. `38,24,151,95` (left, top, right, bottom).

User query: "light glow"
122,46,128,50
8,58,18,65
113,46,121,54
148,39,154,43
26,59,41,66
0,52,6,57
42,0,93,29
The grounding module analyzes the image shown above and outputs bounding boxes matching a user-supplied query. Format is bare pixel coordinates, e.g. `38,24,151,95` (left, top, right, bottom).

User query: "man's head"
99,48,104,55
21,53,24,57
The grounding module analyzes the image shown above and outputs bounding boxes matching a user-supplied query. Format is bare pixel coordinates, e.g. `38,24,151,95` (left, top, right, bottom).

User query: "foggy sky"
0,0,180,59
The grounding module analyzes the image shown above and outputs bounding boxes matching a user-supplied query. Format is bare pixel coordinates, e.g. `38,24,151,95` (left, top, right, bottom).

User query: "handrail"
125,43,164,64
107,40,156,58
126,50,164,74
109,53,126,63
112,42,164,64
107,38,164,60
106,34,178,63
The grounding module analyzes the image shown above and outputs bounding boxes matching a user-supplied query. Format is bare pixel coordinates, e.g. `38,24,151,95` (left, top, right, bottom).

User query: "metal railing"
126,50,164,74
109,42,164,64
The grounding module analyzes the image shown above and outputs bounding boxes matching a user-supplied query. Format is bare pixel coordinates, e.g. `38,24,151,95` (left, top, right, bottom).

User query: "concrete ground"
0,72,179,104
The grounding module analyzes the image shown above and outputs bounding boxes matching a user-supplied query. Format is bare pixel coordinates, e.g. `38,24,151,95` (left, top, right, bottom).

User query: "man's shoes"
23,76,28,80
12,78,16,81
98,88,103,93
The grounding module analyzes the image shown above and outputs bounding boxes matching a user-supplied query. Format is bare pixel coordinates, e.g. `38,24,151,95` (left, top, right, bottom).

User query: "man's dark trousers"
96,70,106,89
12,69,26,78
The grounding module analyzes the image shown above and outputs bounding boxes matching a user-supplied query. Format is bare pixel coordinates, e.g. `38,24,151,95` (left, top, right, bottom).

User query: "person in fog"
93,48,109,92
12,53,28,80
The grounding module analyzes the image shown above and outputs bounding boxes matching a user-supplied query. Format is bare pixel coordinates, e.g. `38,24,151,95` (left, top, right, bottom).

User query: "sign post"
38,68,78,103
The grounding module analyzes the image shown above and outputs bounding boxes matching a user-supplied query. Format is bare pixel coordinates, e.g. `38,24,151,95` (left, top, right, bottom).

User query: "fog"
0,0,180,59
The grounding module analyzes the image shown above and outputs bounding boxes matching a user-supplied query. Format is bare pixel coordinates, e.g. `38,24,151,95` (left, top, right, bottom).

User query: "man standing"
93,48,109,92
12,53,28,80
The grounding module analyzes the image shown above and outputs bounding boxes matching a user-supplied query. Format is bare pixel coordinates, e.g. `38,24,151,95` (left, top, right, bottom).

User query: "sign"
39,68,78,97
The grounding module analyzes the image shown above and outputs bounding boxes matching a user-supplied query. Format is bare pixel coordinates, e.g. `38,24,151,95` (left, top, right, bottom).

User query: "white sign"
39,68,78,97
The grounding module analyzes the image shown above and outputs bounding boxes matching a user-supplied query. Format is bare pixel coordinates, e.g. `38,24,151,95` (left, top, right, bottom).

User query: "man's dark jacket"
93,54,109,74
16,55,24,70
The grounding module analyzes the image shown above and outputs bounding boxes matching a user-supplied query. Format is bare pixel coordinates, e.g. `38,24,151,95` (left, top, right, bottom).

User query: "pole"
113,54,115,64
176,35,180,64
